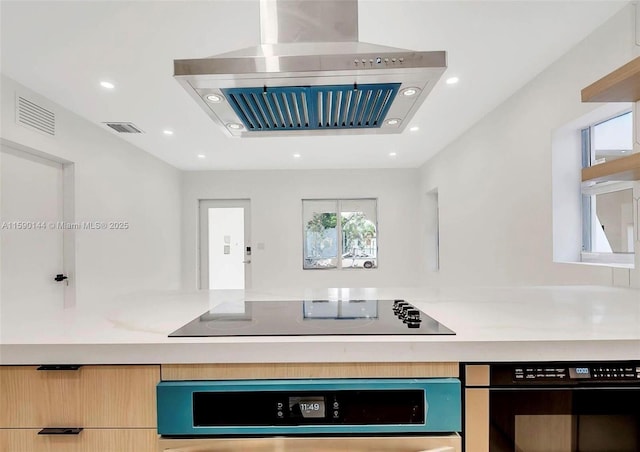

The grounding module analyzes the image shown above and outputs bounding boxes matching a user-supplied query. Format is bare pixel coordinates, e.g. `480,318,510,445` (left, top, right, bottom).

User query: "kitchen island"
1,286,639,364
1,286,639,452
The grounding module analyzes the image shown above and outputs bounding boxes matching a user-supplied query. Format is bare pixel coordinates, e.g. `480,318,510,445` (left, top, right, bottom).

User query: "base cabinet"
0,365,160,452
0,365,159,427
0,428,158,452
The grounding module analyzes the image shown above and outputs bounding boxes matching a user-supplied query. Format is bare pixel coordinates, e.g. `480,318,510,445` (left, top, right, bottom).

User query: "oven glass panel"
489,389,640,452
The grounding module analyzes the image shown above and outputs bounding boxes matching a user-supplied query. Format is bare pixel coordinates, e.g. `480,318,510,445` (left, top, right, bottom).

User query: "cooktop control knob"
393,300,408,315
396,303,409,320
407,309,421,322
401,304,415,321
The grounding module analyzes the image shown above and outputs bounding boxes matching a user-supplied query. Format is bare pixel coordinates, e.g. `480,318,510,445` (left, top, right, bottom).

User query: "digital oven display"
288,396,326,418
568,367,591,379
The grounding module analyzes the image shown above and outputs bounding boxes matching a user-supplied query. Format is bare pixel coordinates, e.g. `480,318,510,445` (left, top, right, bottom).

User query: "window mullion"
336,200,343,269
581,127,591,168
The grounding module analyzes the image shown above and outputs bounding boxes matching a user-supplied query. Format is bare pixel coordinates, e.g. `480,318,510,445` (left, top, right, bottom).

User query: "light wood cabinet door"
0,428,158,452
0,365,159,428
464,388,489,452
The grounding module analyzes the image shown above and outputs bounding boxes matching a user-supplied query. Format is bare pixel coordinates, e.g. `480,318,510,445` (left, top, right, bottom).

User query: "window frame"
302,198,378,271
580,110,635,267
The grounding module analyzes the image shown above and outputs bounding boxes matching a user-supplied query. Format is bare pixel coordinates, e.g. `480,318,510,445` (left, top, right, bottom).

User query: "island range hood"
174,0,447,137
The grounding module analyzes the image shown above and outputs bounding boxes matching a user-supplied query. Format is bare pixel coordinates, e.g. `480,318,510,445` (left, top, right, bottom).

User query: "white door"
1,146,65,310
199,200,251,290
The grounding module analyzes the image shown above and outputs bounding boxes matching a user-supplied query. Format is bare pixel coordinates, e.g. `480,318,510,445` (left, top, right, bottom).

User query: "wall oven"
464,361,640,452
157,378,461,451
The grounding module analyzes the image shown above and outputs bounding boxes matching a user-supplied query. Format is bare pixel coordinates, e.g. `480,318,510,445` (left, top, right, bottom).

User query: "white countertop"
1,286,639,364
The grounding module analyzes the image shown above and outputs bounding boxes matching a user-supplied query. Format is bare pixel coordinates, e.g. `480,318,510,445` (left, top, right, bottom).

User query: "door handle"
54,274,68,282
38,428,83,435
242,260,251,264
37,365,81,371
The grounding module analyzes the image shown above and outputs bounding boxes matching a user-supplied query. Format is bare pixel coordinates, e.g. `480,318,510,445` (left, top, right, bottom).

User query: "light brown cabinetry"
161,361,459,380
465,389,489,452
0,365,160,452
0,429,158,452
464,365,489,452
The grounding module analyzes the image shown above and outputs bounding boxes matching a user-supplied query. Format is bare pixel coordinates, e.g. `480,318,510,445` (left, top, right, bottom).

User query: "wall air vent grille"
222,83,400,132
104,122,144,133
16,95,55,136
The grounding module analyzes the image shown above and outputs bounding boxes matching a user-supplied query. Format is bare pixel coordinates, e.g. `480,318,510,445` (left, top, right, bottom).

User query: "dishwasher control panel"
514,365,640,381
491,361,640,386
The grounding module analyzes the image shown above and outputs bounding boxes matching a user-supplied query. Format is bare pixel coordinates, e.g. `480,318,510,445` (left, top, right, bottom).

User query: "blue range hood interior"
222,83,400,131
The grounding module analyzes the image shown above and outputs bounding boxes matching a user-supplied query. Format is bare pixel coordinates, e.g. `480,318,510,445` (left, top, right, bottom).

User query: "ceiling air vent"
104,122,144,133
16,95,55,136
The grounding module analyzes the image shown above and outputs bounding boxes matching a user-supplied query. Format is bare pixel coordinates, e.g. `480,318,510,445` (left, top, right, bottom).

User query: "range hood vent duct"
174,0,446,137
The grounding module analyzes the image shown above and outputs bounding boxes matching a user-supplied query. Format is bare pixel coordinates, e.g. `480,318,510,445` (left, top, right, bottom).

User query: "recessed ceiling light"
410,126,420,132
205,93,224,103
197,154,206,159
389,152,397,157
401,87,419,97
293,153,301,158
163,129,174,135
446,77,459,85
100,81,115,89
227,123,243,130
385,118,401,126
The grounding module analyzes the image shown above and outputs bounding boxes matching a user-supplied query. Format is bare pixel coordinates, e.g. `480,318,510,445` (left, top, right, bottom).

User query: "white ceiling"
0,1,628,170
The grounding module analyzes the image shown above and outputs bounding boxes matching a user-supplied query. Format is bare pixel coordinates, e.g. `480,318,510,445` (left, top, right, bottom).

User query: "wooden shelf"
581,57,640,102
582,152,640,182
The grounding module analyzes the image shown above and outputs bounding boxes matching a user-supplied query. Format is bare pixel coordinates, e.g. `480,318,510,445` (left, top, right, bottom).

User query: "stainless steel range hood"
174,0,447,137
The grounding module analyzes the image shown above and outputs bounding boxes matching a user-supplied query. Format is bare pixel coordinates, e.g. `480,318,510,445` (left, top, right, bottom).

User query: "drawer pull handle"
37,365,82,371
38,428,83,435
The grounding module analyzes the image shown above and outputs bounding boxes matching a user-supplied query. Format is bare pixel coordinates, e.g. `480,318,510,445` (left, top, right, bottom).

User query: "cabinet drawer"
0,428,157,452
0,365,159,428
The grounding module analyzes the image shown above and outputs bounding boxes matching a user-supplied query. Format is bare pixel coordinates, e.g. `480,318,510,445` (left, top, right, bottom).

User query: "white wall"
0,75,182,306
182,169,421,290
418,5,640,287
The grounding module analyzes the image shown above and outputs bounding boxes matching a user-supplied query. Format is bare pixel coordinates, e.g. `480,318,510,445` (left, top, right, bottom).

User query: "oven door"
489,387,640,452
158,434,461,451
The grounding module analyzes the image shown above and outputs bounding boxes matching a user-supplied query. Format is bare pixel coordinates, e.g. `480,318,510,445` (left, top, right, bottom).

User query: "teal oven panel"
157,378,460,436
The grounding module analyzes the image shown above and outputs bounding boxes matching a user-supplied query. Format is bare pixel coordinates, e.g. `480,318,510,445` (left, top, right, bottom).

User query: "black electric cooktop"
169,299,455,337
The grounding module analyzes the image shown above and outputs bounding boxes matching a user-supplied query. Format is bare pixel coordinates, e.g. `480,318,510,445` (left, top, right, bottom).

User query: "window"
581,111,635,265
425,189,440,272
303,199,377,270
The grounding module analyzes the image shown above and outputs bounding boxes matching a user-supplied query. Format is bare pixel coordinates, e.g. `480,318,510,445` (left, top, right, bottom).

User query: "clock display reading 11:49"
289,396,326,418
